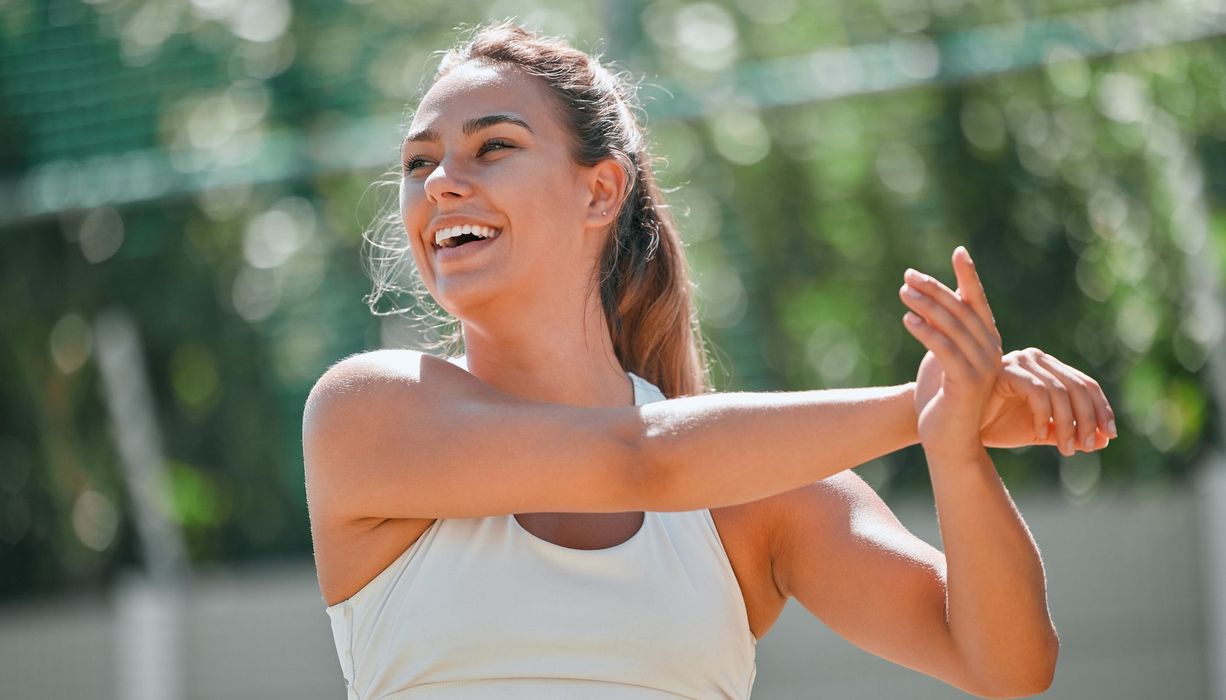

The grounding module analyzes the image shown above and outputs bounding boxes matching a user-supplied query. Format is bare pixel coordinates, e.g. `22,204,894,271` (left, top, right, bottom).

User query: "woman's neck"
454,311,633,409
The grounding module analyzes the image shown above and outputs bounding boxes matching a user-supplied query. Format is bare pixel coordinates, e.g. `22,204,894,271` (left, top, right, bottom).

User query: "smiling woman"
305,18,1114,700
363,29,703,396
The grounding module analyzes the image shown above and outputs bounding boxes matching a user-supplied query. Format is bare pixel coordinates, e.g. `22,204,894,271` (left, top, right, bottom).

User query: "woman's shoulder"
312,349,462,386
304,349,465,424
322,347,434,374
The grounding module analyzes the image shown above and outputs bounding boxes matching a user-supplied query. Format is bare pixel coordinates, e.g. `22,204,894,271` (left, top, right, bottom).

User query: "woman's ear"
582,157,628,230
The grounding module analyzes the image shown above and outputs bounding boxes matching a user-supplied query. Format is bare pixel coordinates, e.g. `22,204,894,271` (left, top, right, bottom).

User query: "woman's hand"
980,348,1116,454
915,349,1118,456
899,247,1004,464
903,247,1117,459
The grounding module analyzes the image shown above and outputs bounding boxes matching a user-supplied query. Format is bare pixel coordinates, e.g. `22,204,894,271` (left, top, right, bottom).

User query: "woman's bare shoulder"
302,350,472,444
308,349,459,400
317,348,438,380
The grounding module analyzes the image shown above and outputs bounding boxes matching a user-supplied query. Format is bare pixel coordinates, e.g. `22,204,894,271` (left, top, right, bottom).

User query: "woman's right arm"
303,349,918,522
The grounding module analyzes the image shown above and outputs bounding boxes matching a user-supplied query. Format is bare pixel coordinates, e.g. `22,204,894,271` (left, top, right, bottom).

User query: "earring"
602,211,607,216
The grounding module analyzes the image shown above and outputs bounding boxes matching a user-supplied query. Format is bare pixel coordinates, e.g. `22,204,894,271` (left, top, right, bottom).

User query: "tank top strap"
628,370,664,405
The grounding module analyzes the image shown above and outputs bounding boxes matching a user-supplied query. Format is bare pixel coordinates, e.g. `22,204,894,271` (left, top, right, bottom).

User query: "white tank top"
324,370,758,699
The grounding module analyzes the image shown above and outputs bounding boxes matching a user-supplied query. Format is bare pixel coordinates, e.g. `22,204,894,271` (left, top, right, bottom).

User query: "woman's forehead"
414,62,550,131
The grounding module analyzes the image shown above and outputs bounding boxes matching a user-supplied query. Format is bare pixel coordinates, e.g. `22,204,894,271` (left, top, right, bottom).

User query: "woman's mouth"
434,228,503,264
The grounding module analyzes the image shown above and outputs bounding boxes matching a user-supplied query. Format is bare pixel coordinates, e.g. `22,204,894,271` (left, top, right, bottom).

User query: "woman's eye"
402,140,513,175
477,139,512,155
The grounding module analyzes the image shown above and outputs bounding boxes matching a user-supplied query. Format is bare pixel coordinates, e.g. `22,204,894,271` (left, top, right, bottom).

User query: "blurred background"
1,0,1224,697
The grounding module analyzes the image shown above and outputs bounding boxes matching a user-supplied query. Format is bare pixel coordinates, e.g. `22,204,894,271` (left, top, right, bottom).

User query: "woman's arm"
928,445,1057,696
638,382,918,511
897,246,1065,694
303,341,1099,525
303,350,920,523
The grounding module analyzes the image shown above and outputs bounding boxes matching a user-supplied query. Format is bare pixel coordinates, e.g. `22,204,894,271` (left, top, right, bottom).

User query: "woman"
304,21,1115,699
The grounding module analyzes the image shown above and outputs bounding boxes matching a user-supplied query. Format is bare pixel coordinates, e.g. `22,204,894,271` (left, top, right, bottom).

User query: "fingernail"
904,286,922,299
1083,435,1095,451
1040,424,1048,440
1065,438,1074,454
1107,419,1117,436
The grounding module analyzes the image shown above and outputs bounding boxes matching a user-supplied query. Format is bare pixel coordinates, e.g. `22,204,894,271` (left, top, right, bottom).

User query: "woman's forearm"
638,382,918,510
929,446,1058,695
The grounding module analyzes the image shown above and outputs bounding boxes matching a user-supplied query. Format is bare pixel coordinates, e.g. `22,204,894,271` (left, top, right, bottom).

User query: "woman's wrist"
921,440,991,472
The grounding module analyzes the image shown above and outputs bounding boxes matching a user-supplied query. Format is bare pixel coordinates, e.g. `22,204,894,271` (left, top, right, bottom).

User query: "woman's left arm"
897,246,1092,695
924,443,1058,697
771,247,1111,697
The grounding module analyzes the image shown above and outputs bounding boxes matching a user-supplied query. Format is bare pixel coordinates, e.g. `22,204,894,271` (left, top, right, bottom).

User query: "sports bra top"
323,367,758,698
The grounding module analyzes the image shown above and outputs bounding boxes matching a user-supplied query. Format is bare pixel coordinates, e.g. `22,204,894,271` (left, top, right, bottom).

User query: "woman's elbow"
976,634,1059,698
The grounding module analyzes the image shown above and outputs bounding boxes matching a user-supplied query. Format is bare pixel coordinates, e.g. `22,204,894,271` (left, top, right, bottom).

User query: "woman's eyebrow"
404,113,534,145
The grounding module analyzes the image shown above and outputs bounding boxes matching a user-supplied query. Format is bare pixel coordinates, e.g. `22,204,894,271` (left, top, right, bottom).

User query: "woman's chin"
431,278,505,319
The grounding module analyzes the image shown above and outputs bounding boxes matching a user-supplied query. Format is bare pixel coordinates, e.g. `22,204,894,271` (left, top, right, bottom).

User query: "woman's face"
400,61,615,322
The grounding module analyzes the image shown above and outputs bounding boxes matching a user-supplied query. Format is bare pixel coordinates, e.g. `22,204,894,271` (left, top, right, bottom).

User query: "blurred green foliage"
0,0,1222,600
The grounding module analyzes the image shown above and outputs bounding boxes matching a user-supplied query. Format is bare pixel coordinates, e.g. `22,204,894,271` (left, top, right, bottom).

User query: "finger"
1017,350,1078,456
950,246,1003,348
1033,352,1109,451
902,312,975,383
1031,352,1099,452
1000,362,1054,441
904,267,1001,362
900,280,998,376
1063,363,1117,439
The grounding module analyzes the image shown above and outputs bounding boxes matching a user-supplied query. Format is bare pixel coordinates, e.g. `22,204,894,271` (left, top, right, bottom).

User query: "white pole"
113,574,186,700
94,308,187,700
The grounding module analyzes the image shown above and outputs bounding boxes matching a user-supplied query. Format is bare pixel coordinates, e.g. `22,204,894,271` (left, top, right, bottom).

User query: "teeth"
434,224,501,248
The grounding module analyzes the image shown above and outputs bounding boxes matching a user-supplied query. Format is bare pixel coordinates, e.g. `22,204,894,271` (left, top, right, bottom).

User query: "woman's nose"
423,159,474,202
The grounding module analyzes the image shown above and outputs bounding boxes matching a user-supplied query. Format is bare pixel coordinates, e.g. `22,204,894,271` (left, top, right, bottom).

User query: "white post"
114,574,186,700
94,308,187,700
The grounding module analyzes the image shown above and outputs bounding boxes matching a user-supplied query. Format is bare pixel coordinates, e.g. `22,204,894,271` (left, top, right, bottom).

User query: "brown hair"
365,20,712,398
